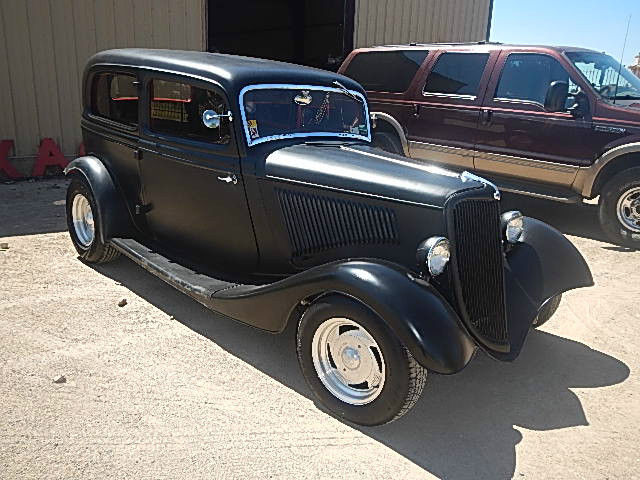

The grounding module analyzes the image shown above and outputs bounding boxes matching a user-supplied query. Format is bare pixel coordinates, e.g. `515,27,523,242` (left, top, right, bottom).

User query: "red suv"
339,43,640,247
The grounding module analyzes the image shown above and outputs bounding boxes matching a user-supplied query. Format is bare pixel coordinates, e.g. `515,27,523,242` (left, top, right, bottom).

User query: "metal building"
0,0,491,177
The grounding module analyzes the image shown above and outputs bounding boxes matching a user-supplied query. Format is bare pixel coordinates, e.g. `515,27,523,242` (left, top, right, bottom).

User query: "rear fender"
64,156,134,242
211,260,476,374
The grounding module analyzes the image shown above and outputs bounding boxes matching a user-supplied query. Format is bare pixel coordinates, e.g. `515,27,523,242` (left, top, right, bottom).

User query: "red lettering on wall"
32,138,68,177
0,140,21,179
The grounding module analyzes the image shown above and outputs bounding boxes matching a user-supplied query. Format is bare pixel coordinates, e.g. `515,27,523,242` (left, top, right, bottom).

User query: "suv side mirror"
568,90,590,119
544,81,569,112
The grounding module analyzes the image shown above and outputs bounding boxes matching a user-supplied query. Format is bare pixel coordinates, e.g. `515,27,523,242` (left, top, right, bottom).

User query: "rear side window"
423,53,489,96
149,79,230,144
343,50,428,93
495,54,573,104
90,72,138,126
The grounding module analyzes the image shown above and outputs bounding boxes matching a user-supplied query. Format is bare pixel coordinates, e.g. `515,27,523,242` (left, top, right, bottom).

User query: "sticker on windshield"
248,120,259,139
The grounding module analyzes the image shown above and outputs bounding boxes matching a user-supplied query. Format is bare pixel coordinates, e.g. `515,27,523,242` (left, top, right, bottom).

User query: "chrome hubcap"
617,187,640,233
311,317,385,405
71,194,95,247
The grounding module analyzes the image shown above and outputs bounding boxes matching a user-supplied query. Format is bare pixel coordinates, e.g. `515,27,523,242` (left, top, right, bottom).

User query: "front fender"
64,156,134,242
211,260,476,374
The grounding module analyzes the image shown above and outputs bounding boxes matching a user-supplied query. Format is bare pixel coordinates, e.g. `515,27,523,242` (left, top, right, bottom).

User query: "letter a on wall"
0,140,21,179
32,138,68,177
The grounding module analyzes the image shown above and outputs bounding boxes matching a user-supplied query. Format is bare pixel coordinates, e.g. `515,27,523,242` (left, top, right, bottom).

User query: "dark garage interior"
207,0,355,71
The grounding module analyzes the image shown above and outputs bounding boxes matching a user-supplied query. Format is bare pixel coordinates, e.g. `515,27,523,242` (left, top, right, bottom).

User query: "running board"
488,175,582,204
110,238,238,307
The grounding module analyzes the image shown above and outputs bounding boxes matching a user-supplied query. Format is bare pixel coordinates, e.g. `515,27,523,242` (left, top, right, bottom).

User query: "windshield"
566,51,640,101
240,85,370,146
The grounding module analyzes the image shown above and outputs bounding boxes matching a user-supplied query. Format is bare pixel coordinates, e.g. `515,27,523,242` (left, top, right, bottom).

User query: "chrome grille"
451,198,508,346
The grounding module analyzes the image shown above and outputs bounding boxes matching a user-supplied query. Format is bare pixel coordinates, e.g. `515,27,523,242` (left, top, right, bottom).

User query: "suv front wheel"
599,167,640,248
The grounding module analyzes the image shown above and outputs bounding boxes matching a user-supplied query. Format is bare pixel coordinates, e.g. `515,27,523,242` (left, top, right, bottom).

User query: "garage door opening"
207,0,355,71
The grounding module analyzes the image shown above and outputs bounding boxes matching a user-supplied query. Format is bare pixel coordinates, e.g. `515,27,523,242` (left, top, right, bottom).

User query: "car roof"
86,49,364,99
354,42,603,55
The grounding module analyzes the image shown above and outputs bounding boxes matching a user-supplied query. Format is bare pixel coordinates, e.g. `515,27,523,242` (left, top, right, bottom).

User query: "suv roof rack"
376,41,503,48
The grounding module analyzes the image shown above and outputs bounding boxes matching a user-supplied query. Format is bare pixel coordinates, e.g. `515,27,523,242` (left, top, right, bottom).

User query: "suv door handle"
217,174,237,185
481,108,493,125
413,104,421,118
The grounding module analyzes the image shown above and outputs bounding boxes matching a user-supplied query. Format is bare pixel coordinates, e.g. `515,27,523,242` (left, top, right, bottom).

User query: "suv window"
423,53,489,96
90,72,138,126
344,50,428,93
149,79,230,144
495,54,576,105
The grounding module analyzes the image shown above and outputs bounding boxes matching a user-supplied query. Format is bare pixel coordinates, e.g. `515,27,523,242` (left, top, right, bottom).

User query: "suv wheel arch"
576,143,640,198
370,112,409,156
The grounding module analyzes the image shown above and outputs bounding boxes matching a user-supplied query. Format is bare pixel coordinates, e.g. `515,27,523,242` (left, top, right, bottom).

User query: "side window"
149,79,230,144
495,54,572,105
343,50,428,93
90,72,138,126
423,53,489,96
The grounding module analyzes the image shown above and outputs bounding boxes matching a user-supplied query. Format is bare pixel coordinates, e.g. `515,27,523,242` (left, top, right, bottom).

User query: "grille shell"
448,196,508,349
277,189,398,258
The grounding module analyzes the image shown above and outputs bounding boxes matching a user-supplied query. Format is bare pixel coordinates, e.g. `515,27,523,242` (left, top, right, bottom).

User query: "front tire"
296,295,426,426
66,176,120,264
599,167,640,248
532,294,562,329
372,131,403,155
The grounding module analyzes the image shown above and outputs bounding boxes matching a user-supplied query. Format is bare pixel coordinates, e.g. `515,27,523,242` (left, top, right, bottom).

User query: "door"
474,52,594,187
139,76,258,272
407,50,495,170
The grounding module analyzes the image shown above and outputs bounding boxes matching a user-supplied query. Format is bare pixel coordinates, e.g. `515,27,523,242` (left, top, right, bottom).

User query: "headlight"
417,236,451,276
501,211,524,243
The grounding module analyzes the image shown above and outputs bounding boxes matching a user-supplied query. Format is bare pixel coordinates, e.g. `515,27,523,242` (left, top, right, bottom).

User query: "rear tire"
296,294,426,426
599,167,640,248
372,131,403,155
66,176,120,264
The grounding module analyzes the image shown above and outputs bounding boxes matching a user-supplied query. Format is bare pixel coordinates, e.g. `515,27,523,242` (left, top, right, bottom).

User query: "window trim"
238,83,371,147
492,52,578,108
86,69,140,131
421,52,490,98
142,75,235,152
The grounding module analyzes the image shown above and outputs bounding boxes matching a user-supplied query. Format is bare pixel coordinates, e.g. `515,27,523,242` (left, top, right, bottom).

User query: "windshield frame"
238,83,371,147
565,51,640,101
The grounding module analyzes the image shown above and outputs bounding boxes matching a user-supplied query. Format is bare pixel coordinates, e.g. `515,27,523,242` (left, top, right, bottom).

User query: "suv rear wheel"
599,167,640,248
372,131,403,155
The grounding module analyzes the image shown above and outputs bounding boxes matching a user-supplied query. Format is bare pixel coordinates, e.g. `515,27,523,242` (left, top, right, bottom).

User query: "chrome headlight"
417,236,451,276
501,211,524,244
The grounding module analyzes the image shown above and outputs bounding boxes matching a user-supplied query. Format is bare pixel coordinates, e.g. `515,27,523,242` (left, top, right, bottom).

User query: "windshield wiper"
332,80,363,104
612,94,640,100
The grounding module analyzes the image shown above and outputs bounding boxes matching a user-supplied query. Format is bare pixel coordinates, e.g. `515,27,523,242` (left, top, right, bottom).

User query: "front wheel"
296,295,426,426
599,167,640,248
532,294,562,329
66,177,120,264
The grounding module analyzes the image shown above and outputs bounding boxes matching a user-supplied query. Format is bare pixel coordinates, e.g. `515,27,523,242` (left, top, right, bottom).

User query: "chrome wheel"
616,186,640,232
311,317,385,405
71,194,95,247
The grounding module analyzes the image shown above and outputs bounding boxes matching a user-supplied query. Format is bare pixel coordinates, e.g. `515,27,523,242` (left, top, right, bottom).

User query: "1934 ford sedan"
65,49,593,425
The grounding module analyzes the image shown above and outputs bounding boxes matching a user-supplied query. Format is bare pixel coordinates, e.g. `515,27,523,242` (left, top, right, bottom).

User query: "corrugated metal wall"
0,0,205,169
354,0,491,47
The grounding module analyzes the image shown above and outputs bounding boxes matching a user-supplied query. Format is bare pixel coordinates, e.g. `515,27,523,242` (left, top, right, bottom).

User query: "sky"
490,0,640,67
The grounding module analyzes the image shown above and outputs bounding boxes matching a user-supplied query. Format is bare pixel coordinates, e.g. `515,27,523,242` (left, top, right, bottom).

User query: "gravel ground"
0,178,638,479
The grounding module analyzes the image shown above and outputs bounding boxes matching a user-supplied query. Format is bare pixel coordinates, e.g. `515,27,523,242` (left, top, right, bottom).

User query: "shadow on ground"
95,257,630,480
0,178,68,237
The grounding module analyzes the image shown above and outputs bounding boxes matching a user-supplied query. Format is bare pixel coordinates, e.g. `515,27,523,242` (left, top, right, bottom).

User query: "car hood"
264,143,486,208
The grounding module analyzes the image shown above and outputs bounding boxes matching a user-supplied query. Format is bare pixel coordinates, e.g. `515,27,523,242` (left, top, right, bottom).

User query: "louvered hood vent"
277,189,399,258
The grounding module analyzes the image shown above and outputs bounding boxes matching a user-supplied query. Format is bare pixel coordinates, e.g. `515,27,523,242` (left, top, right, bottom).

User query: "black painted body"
67,49,594,374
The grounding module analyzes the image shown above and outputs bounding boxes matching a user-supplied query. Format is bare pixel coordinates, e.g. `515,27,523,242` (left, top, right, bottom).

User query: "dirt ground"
0,178,638,480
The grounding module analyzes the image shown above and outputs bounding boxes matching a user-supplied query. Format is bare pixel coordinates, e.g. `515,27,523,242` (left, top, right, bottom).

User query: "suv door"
407,50,495,169
474,51,593,188
139,76,258,271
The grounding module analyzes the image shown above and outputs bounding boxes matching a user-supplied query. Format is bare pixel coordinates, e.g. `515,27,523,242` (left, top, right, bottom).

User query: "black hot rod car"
65,49,593,426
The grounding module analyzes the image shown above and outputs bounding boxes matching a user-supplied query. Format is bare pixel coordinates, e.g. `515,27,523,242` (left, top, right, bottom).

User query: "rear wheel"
296,295,426,426
66,177,120,264
599,167,640,248
372,131,403,155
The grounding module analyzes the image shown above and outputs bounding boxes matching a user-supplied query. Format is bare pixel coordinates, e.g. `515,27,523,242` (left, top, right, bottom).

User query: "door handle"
413,104,421,118
481,109,493,125
217,174,238,185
